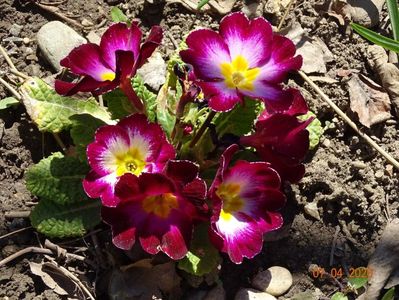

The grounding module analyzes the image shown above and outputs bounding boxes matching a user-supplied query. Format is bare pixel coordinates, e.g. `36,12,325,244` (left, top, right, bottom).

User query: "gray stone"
10,24,23,36
235,288,277,300
37,21,87,71
252,266,293,296
137,51,166,91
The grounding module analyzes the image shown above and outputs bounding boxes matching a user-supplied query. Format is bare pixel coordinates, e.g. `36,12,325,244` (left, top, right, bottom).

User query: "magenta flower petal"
257,35,303,83
180,29,231,81
259,88,308,119
209,145,285,263
60,43,114,82
136,25,163,69
103,167,206,259
83,171,120,207
240,113,312,183
219,12,273,68
100,23,141,71
199,81,241,112
180,12,302,112
84,114,175,206
54,77,114,96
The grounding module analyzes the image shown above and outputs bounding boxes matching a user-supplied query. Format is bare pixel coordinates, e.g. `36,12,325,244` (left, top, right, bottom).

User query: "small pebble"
375,170,384,178
23,37,30,44
25,47,34,55
322,138,331,147
26,54,38,61
386,119,397,125
81,18,94,27
37,21,87,71
9,24,23,36
352,161,367,169
252,266,293,296
235,288,277,300
304,202,321,221
385,164,394,177
87,31,101,44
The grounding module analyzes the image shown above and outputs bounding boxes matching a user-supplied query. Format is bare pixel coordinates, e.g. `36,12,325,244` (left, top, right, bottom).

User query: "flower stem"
189,110,216,148
120,78,145,114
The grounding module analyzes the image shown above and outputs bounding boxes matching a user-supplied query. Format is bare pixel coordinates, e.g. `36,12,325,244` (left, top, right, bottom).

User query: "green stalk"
386,0,399,41
351,23,399,53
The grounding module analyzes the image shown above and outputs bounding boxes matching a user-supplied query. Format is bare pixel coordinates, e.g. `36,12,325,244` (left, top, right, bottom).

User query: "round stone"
252,266,293,296
235,288,277,300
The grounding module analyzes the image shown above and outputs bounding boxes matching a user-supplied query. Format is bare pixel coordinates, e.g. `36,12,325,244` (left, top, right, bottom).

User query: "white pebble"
235,288,277,300
252,266,293,296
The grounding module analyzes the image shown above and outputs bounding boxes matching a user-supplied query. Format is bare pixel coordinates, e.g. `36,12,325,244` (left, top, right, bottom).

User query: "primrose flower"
55,22,162,112
180,12,302,112
102,160,207,259
83,114,175,207
240,104,312,183
209,145,286,264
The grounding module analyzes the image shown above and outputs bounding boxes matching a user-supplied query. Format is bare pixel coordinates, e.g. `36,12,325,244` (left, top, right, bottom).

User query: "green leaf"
351,23,399,53
110,7,129,24
348,275,368,290
30,198,101,238
103,76,157,121
381,287,395,300
214,98,262,137
178,223,220,276
330,292,348,300
70,114,106,162
133,76,157,122
26,152,90,205
298,111,323,150
19,77,112,133
0,97,20,110
387,0,399,41
104,88,135,120
197,0,210,9
156,81,178,138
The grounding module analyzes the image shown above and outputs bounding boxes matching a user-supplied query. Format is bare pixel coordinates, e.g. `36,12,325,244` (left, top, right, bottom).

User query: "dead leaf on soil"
357,219,399,300
368,45,399,119
348,74,391,127
165,0,236,15
29,261,76,296
108,259,181,300
326,0,385,28
281,22,334,74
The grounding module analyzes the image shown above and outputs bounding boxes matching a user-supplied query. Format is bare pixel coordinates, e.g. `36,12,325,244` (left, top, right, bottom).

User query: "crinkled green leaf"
110,7,129,24
26,152,89,205
214,98,262,137
382,287,395,300
178,223,220,276
298,111,323,150
70,114,106,162
133,76,157,121
0,97,20,110
104,88,135,120
19,77,112,132
330,292,348,300
351,23,399,54
104,76,157,121
30,198,101,238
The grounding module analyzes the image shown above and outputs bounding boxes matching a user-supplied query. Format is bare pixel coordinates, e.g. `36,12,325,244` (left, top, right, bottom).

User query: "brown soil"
0,0,398,299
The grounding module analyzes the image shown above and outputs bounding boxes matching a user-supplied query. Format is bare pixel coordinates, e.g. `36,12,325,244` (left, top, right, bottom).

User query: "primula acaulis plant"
23,11,317,272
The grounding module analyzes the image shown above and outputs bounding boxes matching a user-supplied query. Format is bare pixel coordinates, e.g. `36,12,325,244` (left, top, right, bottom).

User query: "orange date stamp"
311,266,373,279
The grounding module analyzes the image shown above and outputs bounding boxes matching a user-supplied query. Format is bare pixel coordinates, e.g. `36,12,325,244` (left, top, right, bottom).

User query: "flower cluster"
59,12,311,264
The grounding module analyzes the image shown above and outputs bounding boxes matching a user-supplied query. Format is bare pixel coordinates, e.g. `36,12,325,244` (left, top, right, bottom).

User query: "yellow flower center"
114,148,146,177
101,72,116,81
142,193,179,218
216,183,244,221
220,55,260,91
